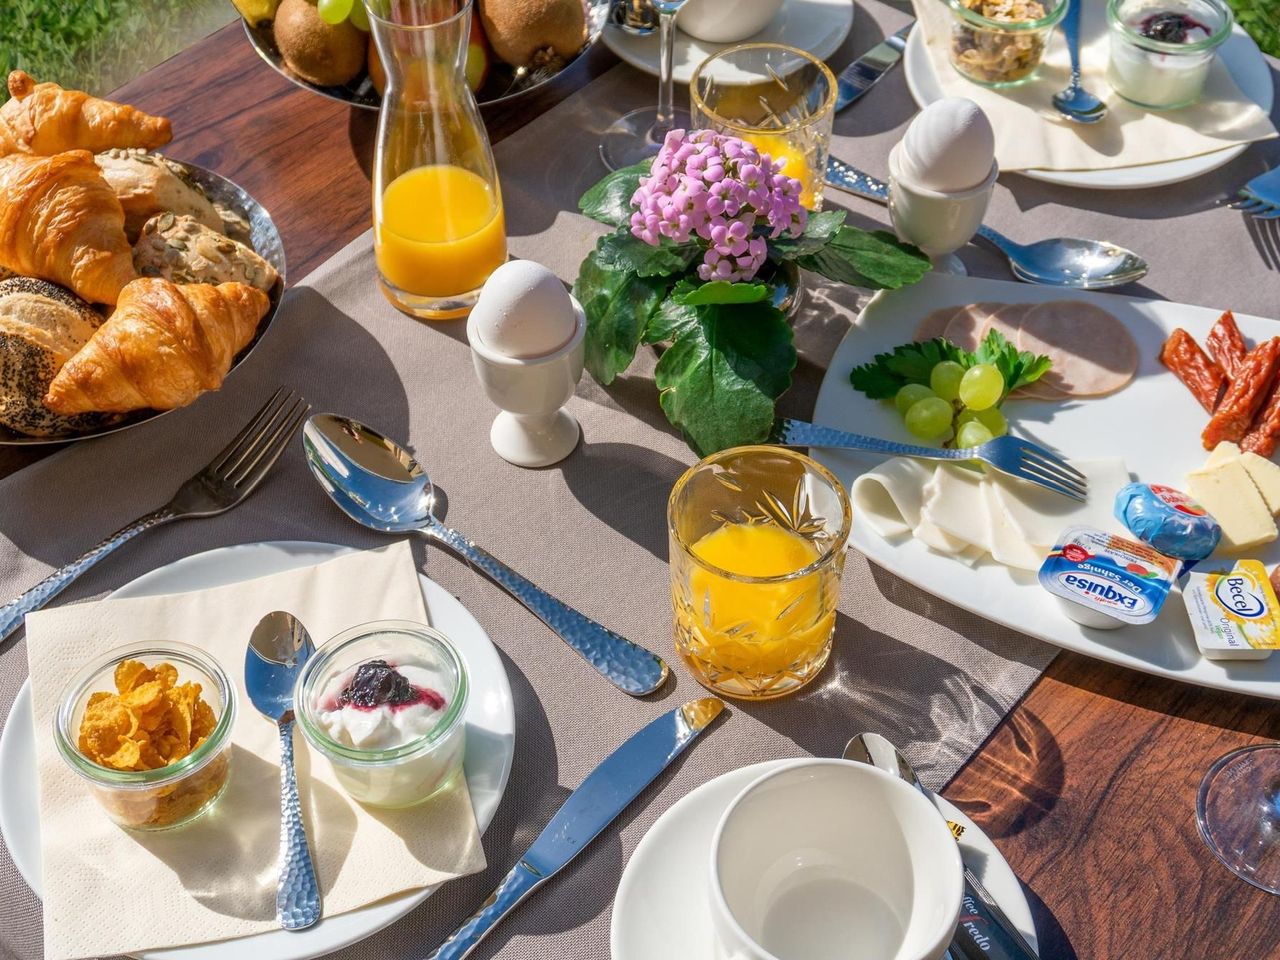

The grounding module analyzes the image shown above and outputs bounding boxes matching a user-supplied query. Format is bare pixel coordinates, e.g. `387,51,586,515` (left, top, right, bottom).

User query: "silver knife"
835,24,913,112
426,698,726,959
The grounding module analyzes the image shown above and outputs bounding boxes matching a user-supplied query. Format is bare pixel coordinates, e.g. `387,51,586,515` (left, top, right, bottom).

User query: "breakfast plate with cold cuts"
813,272,1280,698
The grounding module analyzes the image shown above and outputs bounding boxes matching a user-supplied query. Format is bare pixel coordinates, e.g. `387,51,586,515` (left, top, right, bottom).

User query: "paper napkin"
914,0,1277,172
24,541,486,960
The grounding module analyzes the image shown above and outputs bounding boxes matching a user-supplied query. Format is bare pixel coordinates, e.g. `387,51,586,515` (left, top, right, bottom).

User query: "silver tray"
240,0,611,111
0,158,286,446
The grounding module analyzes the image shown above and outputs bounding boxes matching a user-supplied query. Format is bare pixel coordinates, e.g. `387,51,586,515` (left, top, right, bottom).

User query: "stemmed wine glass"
1199,744,1280,892
599,0,694,170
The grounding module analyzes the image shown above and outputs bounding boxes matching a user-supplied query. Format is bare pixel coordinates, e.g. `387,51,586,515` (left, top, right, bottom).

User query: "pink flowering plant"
574,129,929,454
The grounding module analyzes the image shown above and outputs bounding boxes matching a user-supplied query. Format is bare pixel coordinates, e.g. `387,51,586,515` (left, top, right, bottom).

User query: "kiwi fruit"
477,0,586,68
273,0,366,87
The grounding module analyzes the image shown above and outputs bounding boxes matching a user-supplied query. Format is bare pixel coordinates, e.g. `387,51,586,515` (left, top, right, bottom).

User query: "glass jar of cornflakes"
54,641,235,831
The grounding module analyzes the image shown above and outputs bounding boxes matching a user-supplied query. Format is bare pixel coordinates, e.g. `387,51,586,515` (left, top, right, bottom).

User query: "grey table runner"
2,3,1278,958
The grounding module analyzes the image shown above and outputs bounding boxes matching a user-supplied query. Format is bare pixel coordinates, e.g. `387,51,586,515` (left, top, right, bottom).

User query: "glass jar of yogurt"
1106,0,1233,109
295,620,468,808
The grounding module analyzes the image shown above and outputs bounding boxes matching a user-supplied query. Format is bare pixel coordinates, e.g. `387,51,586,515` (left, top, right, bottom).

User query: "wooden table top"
8,20,1280,959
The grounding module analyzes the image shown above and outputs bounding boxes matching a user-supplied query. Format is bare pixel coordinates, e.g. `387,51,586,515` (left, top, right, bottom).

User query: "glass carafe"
367,0,506,320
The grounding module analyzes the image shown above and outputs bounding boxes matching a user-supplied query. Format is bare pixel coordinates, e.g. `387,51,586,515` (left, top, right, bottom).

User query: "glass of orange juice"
689,43,837,210
368,0,506,320
669,446,851,700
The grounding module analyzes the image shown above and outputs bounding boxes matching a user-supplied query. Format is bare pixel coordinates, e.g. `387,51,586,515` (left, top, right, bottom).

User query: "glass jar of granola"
947,0,1068,87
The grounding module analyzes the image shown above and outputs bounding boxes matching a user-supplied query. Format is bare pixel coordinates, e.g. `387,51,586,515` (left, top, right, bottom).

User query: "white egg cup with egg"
888,143,997,277
466,296,586,469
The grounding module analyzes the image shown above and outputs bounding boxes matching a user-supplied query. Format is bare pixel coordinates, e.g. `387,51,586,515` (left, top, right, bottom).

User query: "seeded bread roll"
0,277,113,436
94,148,224,241
132,212,278,291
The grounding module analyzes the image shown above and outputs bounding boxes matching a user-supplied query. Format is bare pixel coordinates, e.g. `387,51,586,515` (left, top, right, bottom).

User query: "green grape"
895,383,936,416
348,1,369,29
958,363,1003,411
929,360,965,402
957,406,1008,437
318,0,354,24
904,397,954,441
956,421,994,449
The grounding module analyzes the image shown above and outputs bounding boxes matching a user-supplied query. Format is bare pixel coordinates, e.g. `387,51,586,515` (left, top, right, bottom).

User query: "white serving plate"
611,759,1037,959
602,0,853,85
0,541,516,960
813,272,1280,699
902,25,1274,190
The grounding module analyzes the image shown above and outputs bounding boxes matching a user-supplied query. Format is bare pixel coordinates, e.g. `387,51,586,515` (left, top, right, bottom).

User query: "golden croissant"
0,150,136,304
44,278,270,415
0,71,172,156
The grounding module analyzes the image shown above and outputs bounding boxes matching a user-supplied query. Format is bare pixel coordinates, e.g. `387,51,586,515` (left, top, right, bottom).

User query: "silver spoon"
246,611,322,931
301,414,669,698
843,733,1040,960
825,158,1146,288
1052,0,1107,124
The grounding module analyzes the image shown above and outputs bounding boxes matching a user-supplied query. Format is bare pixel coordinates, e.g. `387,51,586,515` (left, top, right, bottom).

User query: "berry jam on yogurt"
296,621,469,808
318,658,450,750
1106,0,1231,109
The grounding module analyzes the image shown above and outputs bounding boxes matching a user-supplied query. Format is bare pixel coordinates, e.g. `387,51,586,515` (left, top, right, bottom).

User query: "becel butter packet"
1183,559,1280,660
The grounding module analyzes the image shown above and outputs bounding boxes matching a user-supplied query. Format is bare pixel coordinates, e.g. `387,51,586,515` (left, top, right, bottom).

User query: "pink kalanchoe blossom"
628,129,807,284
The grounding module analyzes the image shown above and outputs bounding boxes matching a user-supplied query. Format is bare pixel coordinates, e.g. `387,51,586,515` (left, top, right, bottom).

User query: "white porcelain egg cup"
887,143,997,276
466,297,586,468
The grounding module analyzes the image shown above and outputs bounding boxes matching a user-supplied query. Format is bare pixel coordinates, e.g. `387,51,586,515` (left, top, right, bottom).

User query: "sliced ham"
914,306,959,342
943,302,1003,352
1016,301,1138,397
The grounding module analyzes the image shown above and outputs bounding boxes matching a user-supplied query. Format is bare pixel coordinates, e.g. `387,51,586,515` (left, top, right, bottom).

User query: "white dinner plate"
811,272,1280,699
0,541,516,960
902,25,1274,190
610,759,1038,958
601,0,854,85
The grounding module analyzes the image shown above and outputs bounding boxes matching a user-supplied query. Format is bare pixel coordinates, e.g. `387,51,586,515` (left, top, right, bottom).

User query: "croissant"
0,150,136,304
0,71,172,156
44,278,269,415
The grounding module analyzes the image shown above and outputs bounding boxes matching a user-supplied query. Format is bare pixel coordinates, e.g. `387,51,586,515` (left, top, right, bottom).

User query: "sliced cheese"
851,458,935,540
1205,441,1242,470
914,518,975,556
1186,458,1278,552
921,464,993,553
987,458,1129,550
982,480,1045,570
1242,452,1280,515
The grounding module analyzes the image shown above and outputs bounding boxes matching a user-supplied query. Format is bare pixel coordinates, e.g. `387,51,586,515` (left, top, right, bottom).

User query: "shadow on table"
1024,882,1081,960
558,441,686,563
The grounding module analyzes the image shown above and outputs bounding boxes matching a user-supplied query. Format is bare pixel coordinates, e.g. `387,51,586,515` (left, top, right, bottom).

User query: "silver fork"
772,418,1087,502
0,388,310,643
1231,167,1280,219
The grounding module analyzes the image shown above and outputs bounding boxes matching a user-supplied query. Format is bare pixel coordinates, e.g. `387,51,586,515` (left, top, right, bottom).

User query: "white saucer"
902,24,1273,190
0,540,516,960
601,0,854,85
610,759,1038,959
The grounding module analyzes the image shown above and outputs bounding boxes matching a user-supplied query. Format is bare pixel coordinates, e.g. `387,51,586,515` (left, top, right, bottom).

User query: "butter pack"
1183,560,1280,660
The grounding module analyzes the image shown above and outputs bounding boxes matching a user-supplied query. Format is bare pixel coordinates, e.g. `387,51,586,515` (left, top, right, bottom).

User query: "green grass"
0,0,234,101
1228,0,1279,57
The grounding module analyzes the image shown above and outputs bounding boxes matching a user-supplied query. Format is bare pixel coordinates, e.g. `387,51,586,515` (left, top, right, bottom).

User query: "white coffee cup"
677,0,784,44
709,759,963,960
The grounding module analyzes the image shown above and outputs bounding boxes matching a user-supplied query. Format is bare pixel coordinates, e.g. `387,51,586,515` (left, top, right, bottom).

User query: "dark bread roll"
0,277,113,436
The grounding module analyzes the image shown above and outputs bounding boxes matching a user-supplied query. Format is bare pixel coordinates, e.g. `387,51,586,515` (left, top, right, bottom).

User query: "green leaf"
595,230,700,278
973,329,1053,394
765,209,847,260
653,301,796,455
577,161,652,228
797,227,931,290
849,338,973,399
573,241,670,385
671,279,770,306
